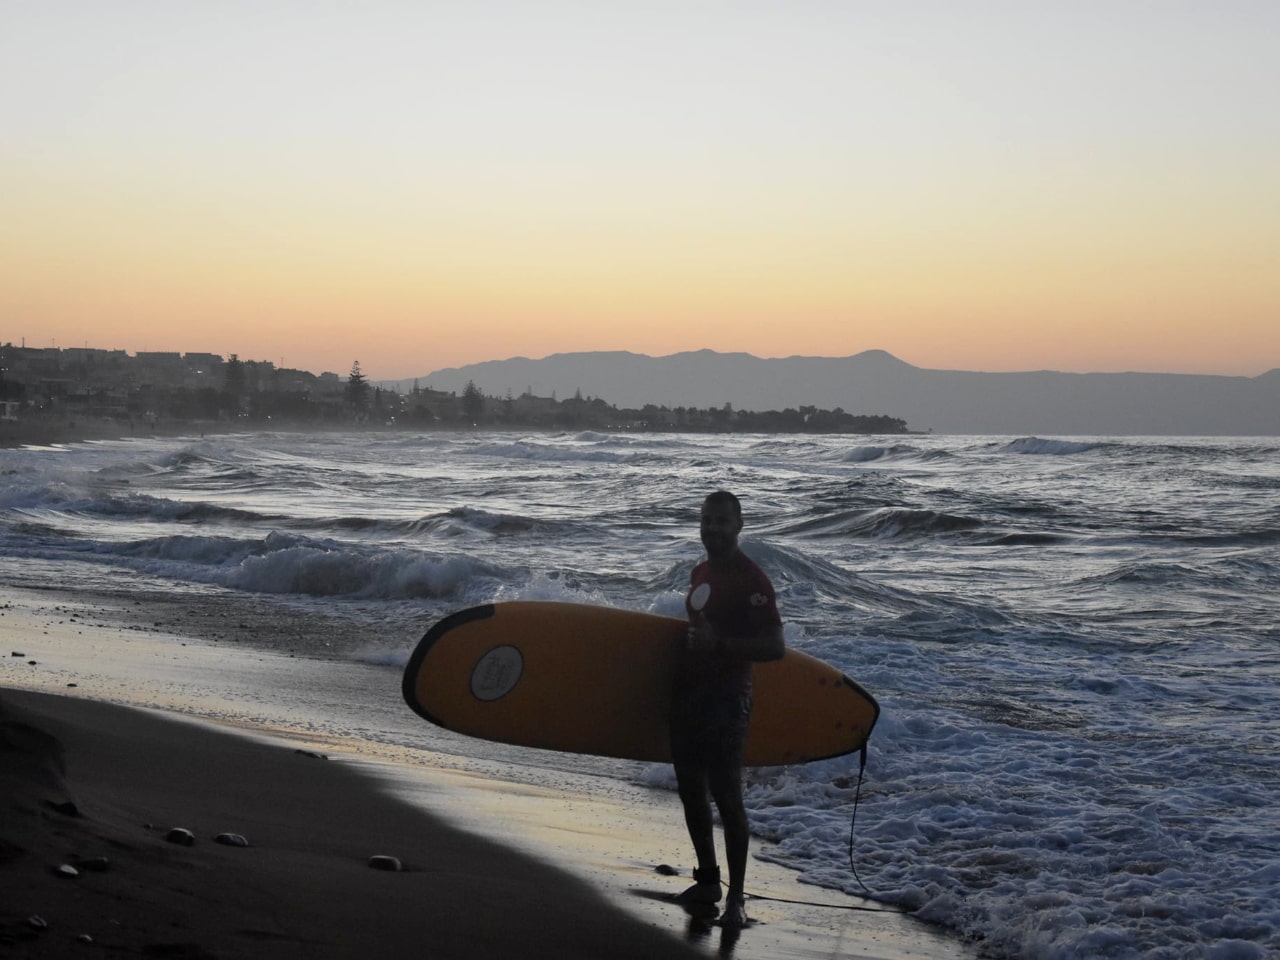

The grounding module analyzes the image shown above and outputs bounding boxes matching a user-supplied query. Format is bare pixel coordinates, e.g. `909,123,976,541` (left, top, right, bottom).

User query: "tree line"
3,354,909,435
390,375,908,434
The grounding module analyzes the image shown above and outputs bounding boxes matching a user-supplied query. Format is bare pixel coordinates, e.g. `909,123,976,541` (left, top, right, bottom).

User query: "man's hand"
686,614,719,654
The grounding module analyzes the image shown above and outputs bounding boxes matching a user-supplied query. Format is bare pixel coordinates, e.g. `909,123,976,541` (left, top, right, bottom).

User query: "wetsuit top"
674,549,781,707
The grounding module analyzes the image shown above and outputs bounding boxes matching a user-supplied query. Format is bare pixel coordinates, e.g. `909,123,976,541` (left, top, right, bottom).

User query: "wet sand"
1,588,981,959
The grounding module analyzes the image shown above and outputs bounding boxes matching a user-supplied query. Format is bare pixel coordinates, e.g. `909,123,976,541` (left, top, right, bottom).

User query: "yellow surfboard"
402,601,879,767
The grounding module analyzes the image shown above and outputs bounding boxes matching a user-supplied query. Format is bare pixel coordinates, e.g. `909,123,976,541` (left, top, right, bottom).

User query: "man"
670,490,785,929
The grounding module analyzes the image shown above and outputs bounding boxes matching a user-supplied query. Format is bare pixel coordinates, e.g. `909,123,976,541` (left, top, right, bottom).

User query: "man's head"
700,490,743,558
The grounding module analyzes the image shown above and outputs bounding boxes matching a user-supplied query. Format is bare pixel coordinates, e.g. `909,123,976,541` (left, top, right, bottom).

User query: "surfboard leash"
755,742,916,916
741,889,898,914
847,741,874,897
736,741,904,916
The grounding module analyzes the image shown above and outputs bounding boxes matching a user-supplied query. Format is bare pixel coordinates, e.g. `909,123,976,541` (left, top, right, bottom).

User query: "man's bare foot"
720,894,749,929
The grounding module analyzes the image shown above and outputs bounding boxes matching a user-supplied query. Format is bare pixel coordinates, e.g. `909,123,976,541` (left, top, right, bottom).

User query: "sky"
2,1,1277,380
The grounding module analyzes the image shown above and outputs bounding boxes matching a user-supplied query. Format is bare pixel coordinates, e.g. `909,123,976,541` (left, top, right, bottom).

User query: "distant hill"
378,350,1280,436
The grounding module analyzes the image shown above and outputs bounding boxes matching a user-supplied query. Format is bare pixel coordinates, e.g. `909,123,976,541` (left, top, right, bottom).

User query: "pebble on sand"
368,855,402,872
215,832,250,847
165,827,196,846
45,799,80,817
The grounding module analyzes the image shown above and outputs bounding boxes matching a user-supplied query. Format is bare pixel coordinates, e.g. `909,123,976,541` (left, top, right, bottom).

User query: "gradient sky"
3,1,1277,380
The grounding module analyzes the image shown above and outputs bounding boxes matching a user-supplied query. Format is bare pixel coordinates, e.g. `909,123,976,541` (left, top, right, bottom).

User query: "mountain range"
378,350,1279,436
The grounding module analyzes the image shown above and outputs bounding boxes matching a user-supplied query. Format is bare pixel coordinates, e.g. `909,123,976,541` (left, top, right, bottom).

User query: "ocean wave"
491,572,616,607
1172,527,1280,548
569,430,685,448
779,507,983,540
913,447,961,462
218,542,501,600
743,539,933,618
999,437,1105,456
93,458,173,480
114,533,265,566
408,506,571,539
9,525,508,603
1211,473,1280,491
840,445,890,463
1077,559,1263,591
979,532,1073,546
837,444,961,464
749,438,831,457
468,439,641,464
136,530,506,601
155,447,219,469
0,479,284,528
95,493,281,526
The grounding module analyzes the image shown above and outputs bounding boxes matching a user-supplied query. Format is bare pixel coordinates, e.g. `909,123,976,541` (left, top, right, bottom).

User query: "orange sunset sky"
3,2,1277,381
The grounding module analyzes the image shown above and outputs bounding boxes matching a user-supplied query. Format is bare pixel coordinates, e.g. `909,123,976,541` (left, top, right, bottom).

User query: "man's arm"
687,618,785,662
728,620,785,662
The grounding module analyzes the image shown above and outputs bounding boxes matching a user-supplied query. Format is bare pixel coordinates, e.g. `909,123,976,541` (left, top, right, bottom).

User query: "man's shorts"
669,685,753,768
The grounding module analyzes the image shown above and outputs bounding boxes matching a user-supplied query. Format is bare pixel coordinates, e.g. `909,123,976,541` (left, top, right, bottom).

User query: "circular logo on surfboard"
470,645,524,701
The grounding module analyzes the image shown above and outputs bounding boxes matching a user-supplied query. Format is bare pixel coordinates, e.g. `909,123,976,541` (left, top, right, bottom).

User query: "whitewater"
1,430,1277,959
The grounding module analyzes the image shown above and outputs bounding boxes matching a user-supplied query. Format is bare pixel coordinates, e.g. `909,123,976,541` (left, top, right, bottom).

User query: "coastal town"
0,342,908,445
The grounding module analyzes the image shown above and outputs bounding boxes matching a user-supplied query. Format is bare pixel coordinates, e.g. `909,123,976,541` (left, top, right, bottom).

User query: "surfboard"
402,601,880,767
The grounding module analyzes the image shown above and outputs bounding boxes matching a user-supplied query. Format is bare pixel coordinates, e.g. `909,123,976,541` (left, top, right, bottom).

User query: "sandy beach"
1,587,981,959
2,687,716,960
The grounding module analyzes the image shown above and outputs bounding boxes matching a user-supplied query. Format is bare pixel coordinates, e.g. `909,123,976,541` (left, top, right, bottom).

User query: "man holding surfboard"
671,490,786,928
403,490,879,928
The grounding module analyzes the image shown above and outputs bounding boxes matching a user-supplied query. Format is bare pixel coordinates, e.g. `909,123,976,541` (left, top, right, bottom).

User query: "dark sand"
1,688,714,959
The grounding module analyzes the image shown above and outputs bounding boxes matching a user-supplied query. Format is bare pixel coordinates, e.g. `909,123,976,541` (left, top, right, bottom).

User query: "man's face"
700,500,742,558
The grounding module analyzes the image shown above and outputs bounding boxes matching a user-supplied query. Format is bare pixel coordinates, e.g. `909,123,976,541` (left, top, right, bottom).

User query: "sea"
1,430,1277,959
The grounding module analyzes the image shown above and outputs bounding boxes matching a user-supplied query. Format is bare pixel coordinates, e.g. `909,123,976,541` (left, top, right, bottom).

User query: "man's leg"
673,761,723,903
708,764,750,927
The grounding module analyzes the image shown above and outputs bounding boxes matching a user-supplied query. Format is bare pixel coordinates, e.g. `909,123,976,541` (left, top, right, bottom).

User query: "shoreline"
1,587,981,959
1,414,924,452
0,415,233,449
